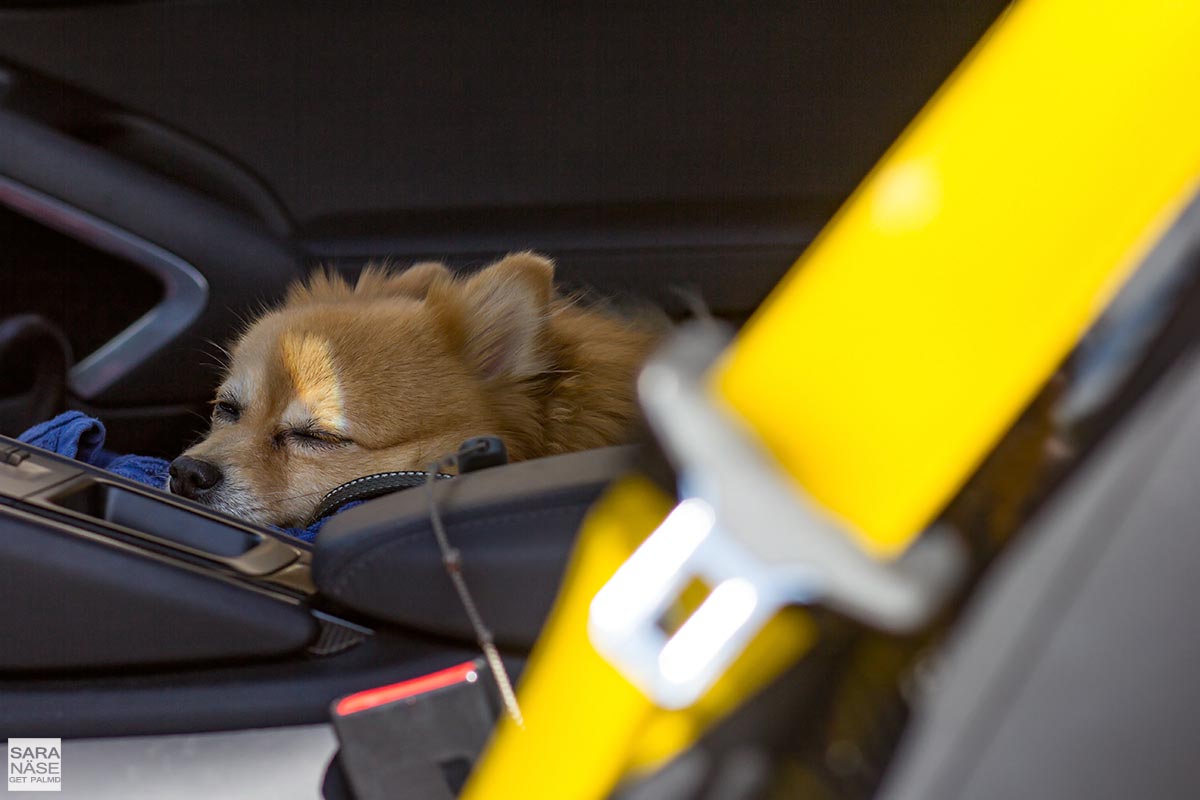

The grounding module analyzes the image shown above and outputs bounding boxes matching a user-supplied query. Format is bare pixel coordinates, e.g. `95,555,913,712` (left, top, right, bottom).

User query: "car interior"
0,2,1014,796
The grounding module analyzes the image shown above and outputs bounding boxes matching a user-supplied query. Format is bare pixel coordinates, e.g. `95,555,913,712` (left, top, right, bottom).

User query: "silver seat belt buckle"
589,324,965,709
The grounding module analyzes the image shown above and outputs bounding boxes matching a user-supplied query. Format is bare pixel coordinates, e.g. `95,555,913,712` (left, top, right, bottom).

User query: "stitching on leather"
321,471,450,500
325,478,426,505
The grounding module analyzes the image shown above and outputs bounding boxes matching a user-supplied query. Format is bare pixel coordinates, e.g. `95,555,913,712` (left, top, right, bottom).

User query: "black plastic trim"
0,173,209,399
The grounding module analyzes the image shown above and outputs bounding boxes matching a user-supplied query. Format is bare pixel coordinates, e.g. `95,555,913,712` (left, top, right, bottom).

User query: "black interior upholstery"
315,446,635,650
0,1,1009,228
881,339,1200,800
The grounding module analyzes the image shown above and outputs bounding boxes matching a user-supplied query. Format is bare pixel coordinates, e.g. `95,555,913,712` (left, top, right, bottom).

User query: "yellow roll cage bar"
465,1,1200,796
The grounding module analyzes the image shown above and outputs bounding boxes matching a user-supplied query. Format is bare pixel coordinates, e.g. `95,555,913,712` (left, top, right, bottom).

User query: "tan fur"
177,253,662,526
279,332,346,432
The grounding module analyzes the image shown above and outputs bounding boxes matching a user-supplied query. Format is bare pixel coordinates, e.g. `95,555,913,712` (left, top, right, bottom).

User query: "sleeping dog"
168,253,660,526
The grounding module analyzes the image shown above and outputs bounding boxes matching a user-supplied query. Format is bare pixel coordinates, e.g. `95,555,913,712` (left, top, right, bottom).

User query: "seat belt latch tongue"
330,658,499,800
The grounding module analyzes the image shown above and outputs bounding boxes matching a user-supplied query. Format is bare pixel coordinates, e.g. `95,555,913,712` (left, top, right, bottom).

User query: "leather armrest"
312,446,635,650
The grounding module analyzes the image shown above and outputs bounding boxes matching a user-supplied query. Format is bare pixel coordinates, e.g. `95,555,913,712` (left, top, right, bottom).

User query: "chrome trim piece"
0,173,209,398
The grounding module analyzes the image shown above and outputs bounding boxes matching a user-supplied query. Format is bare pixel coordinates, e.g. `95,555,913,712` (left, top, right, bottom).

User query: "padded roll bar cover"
313,446,636,650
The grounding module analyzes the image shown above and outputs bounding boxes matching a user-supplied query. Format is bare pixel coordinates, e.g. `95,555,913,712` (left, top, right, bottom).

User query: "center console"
0,436,316,671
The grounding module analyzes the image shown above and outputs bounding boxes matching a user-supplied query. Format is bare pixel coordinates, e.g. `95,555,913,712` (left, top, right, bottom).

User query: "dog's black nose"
169,456,223,500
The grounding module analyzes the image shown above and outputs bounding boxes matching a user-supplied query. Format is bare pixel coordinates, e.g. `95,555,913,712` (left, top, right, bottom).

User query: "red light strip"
335,660,479,717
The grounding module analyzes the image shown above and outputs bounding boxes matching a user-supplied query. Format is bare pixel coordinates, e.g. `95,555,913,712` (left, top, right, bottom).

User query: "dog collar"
307,470,453,525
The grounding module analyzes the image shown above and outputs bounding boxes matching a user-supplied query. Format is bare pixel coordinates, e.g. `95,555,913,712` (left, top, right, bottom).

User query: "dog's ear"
436,252,555,380
356,262,451,300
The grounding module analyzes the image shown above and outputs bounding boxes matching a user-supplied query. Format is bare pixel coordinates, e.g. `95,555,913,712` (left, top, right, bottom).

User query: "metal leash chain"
426,450,525,728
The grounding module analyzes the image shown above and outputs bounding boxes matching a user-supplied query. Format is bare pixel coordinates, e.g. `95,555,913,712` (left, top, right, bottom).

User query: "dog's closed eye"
213,399,242,422
273,426,352,449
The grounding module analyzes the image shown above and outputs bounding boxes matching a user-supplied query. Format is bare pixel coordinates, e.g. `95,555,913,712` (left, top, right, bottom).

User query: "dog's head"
170,253,557,527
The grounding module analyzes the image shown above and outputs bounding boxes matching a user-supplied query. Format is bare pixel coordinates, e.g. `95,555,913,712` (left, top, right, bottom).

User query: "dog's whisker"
201,336,233,359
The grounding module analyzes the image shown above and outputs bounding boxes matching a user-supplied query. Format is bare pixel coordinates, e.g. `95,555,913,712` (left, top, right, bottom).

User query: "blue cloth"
18,411,335,543
19,411,173,486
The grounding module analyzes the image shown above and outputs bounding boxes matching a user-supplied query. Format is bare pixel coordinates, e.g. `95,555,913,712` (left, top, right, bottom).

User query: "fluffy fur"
173,252,661,526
